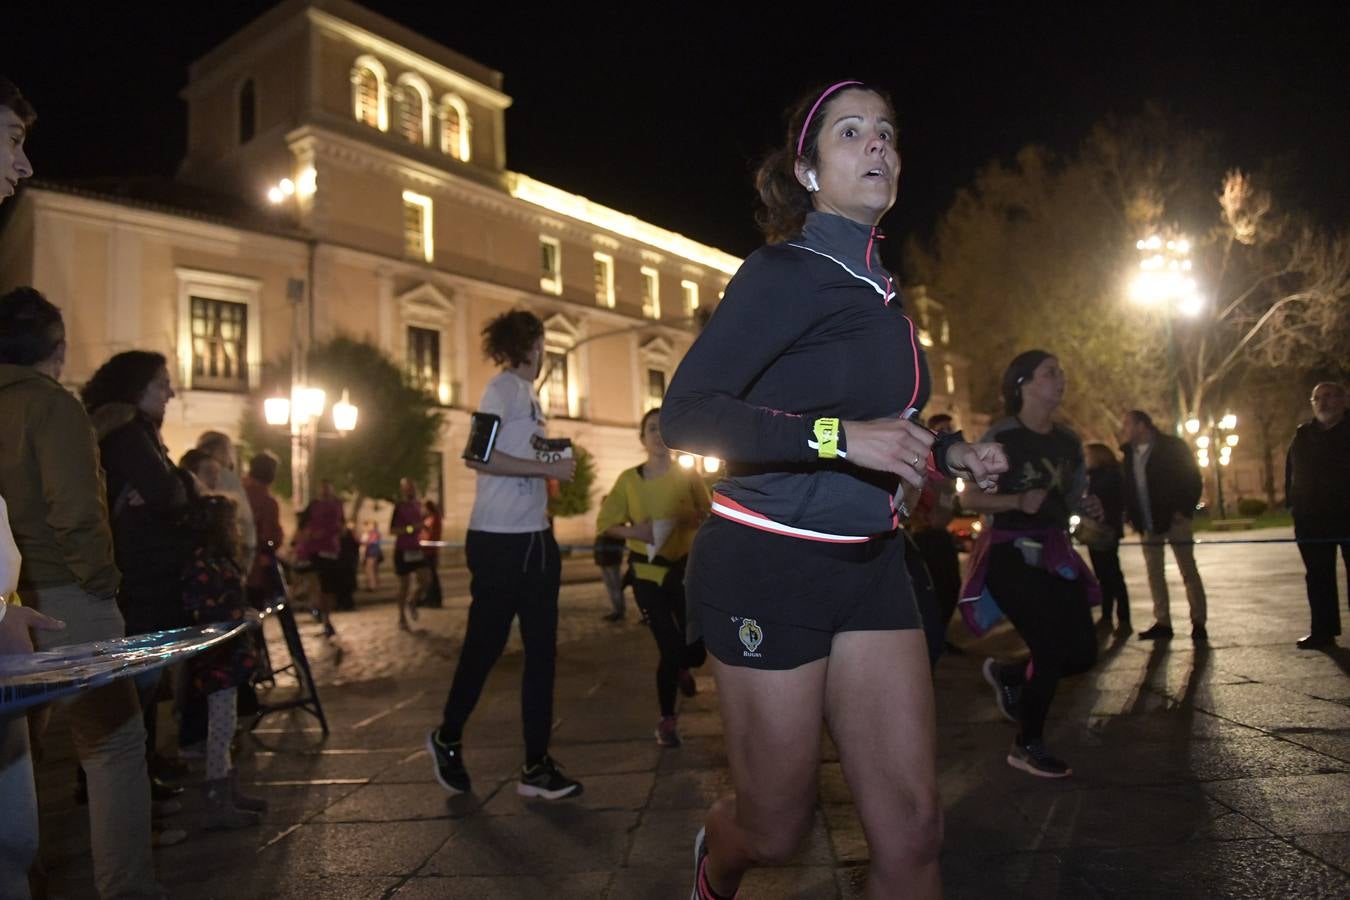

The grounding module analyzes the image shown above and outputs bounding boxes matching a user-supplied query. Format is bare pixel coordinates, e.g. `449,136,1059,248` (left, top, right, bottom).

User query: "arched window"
238,79,257,144
350,55,387,131
439,94,470,161
395,74,431,147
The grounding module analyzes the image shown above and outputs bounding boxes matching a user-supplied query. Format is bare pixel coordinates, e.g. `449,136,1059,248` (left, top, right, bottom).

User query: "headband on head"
796,80,863,158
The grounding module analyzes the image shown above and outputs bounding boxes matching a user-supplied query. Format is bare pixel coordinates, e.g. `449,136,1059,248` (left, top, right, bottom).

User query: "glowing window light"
677,454,696,470
702,457,721,474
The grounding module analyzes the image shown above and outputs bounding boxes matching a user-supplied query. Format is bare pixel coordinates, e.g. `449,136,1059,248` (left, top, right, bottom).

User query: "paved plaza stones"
31,527,1350,898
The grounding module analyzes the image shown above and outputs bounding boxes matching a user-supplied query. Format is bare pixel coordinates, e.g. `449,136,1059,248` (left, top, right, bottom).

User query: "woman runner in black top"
662,81,1007,900
962,351,1102,778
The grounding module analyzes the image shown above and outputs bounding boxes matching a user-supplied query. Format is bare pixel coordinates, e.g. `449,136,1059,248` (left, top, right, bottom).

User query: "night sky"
7,2,1349,262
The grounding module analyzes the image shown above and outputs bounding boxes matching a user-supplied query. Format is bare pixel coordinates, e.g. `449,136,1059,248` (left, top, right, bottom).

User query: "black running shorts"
686,515,921,670
393,549,429,576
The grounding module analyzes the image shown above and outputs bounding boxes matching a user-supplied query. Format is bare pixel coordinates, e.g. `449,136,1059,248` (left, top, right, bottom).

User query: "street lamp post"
264,384,359,508
1190,412,1239,519
1129,232,1203,435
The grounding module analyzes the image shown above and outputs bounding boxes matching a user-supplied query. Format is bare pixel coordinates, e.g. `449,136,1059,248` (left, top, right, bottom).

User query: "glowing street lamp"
265,167,317,205
262,383,357,505
332,389,359,433
263,396,291,426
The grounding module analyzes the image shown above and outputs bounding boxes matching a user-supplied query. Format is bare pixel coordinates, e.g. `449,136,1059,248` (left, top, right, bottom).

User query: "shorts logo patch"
737,617,764,656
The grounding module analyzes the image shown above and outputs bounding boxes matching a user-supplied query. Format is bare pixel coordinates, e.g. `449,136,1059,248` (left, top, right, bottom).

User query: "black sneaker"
982,658,1021,723
517,754,583,800
1137,623,1174,641
426,729,470,794
1007,739,1072,778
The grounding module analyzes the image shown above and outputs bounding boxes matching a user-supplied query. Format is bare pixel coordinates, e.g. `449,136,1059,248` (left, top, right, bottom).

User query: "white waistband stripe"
710,500,870,543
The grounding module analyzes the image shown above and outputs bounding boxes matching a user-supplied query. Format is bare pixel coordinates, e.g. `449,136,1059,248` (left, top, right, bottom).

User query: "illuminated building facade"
0,0,738,541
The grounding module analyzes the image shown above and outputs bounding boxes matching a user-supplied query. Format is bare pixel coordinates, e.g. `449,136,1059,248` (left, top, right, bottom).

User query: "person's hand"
0,604,66,655
1018,489,1049,515
630,521,656,544
946,442,1008,492
1081,494,1105,521
547,458,577,482
842,417,936,490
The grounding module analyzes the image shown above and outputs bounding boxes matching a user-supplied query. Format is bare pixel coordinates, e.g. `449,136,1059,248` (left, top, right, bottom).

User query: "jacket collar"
792,211,895,302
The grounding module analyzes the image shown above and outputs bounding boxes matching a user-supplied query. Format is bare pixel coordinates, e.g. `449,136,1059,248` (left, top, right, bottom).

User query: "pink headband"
796,80,863,157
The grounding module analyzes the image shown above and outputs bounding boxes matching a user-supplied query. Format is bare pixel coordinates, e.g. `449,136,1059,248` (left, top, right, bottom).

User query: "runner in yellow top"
596,407,711,747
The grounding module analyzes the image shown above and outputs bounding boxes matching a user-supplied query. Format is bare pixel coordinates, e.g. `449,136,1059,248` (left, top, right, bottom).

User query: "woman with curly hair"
426,310,583,801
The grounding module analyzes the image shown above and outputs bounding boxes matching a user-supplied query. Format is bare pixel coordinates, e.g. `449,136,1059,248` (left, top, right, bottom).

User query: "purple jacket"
958,526,1101,636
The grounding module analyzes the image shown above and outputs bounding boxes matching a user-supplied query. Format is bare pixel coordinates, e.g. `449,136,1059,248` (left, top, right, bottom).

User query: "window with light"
406,326,440,396
540,237,562,295
543,350,570,417
399,87,424,145
681,280,699,316
646,368,666,411
354,67,380,128
402,191,433,262
593,253,615,307
190,297,248,392
641,267,661,319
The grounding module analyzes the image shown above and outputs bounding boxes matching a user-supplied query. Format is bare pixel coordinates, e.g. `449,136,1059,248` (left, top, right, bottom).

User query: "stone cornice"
286,124,739,276
29,188,307,263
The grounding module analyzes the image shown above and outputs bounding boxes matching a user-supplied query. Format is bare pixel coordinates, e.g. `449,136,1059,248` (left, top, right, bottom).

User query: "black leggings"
986,543,1097,742
633,567,688,717
1088,544,1129,624
439,529,560,762
913,528,962,635
1297,532,1350,637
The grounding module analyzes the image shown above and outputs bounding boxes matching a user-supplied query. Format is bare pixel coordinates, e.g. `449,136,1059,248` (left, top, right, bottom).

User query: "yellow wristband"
813,417,841,460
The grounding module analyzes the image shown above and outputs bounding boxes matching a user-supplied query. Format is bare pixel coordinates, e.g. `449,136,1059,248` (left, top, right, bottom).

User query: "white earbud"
806,171,820,192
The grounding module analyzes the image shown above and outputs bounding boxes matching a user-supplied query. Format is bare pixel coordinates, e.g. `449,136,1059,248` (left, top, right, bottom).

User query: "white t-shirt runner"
467,371,550,534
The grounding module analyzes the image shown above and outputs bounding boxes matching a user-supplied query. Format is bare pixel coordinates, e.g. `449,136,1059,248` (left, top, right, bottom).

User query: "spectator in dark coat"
242,451,284,609
1285,382,1350,649
83,351,193,637
1085,443,1130,633
1120,410,1207,642
83,350,197,783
